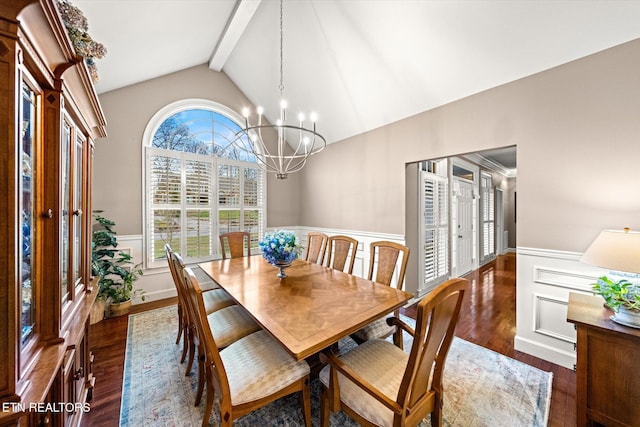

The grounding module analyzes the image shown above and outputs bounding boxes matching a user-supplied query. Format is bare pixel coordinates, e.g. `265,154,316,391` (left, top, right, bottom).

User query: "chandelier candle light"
236,0,326,179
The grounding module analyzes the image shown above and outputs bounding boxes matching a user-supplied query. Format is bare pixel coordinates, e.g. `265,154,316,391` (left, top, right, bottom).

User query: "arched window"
143,99,266,268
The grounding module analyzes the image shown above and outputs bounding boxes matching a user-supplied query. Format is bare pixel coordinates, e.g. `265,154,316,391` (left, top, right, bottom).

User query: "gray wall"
299,39,640,252
95,39,640,256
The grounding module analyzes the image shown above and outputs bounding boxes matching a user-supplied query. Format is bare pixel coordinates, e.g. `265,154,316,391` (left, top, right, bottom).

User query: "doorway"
452,178,475,277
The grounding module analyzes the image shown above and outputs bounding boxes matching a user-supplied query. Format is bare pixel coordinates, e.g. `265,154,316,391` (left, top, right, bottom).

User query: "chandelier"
234,0,326,179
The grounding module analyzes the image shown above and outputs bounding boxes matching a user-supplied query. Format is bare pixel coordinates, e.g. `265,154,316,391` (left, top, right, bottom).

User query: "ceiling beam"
209,0,262,72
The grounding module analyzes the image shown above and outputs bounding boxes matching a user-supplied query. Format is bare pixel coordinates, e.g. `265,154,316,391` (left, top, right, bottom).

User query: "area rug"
119,306,552,427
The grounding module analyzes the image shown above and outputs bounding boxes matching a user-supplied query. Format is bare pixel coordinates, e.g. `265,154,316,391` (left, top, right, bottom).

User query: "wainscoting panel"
515,247,607,369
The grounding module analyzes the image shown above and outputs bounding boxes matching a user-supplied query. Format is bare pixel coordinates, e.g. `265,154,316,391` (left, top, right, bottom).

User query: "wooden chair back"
321,277,467,427
165,244,187,349
325,235,358,274
368,241,409,289
219,231,251,259
398,277,467,426
304,232,328,264
182,267,230,422
171,252,201,351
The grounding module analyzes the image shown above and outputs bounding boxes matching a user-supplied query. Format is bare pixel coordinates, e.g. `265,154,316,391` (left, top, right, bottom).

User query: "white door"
455,180,474,276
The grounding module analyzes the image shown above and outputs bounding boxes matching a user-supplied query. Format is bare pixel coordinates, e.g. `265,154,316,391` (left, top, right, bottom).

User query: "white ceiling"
74,0,640,153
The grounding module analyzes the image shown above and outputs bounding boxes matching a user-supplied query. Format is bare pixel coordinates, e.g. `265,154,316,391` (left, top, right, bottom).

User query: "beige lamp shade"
580,228,640,274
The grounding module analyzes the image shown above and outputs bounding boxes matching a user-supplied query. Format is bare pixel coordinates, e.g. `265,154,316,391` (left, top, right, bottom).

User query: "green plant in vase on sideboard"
92,211,144,318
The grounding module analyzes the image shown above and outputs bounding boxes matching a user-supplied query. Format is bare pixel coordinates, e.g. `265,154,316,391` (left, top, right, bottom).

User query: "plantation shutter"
243,166,265,249
184,157,213,259
481,173,495,261
420,171,449,294
149,152,182,263
148,150,215,265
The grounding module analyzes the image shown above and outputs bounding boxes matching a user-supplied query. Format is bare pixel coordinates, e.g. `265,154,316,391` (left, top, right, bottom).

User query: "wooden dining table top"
198,255,413,361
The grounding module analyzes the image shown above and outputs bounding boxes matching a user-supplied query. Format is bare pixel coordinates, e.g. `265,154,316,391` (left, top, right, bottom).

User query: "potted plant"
593,276,640,328
92,211,145,318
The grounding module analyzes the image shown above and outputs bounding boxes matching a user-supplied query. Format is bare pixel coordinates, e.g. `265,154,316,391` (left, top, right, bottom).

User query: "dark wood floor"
82,253,575,426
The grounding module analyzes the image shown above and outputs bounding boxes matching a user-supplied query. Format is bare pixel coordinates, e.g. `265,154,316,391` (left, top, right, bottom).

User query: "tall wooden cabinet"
0,1,106,425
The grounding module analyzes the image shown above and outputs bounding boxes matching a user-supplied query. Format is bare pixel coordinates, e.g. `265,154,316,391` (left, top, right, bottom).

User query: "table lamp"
581,227,640,327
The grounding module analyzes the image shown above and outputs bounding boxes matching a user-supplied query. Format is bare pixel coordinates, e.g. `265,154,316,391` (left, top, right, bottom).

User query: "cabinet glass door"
19,80,36,347
61,121,71,304
73,134,84,289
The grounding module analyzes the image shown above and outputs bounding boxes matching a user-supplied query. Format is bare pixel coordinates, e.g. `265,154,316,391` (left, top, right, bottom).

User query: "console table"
567,292,640,427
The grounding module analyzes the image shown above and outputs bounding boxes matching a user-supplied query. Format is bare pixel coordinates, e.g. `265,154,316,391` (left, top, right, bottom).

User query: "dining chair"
319,277,468,427
165,244,190,362
304,231,328,265
351,241,410,346
183,267,312,427
168,245,234,365
325,235,358,274
219,231,251,259
172,252,260,406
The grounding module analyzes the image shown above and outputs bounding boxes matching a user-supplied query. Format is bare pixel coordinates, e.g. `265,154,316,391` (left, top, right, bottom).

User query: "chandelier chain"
279,0,284,95
231,0,326,179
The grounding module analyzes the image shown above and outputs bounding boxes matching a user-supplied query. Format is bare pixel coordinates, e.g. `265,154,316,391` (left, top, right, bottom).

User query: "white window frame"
142,99,267,269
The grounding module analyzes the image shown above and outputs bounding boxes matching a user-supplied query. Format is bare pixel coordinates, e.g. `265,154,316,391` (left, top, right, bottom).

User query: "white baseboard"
514,336,576,370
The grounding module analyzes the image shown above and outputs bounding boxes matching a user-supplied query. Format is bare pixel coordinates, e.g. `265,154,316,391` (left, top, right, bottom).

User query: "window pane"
215,113,256,162
219,210,240,234
186,209,212,258
185,160,212,206
218,165,240,206
152,209,181,261
151,156,181,204
244,167,262,206
153,110,213,155
243,209,262,249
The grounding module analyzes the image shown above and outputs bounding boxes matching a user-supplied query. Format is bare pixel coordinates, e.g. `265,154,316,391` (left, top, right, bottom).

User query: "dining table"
198,255,413,361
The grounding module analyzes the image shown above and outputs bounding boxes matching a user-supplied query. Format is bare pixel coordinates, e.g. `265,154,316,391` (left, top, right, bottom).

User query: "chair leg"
175,303,183,344
300,377,311,427
393,328,403,351
320,384,330,427
202,367,215,427
431,394,443,427
185,328,195,376
194,352,205,406
179,323,189,363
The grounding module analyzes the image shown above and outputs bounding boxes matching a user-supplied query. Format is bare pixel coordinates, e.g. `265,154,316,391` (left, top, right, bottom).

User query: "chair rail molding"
515,246,606,369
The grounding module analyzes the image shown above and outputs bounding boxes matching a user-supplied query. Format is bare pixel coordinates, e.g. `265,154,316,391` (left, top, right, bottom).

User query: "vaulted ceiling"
74,0,640,156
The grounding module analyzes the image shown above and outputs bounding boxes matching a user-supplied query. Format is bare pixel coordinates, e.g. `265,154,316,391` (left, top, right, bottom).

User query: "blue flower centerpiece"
259,230,301,278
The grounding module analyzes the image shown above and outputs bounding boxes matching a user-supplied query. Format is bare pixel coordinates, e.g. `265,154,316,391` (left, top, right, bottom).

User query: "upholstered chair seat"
222,330,310,406
206,305,260,349
319,339,407,427
202,288,235,314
